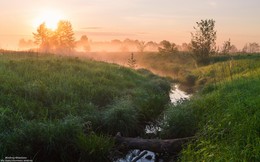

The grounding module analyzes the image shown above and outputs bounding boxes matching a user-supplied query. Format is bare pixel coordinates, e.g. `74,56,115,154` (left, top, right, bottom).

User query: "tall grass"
180,77,260,161
0,53,170,161
158,54,260,161
138,52,260,92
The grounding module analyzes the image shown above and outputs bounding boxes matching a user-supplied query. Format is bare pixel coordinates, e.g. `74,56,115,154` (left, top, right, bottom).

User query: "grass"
138,52,260,92
180,76,260,161
137,52,195,80
157,53,260,161
1,51,259,161
0,52,171,161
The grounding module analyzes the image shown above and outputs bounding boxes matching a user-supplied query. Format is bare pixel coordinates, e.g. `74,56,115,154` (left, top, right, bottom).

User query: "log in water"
115,132,194,154
116,85,191,162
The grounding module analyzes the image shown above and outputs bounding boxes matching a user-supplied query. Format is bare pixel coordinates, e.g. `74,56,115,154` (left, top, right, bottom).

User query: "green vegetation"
191,19,217,65
138,52,194,79
0,52,170,161
138,52,260,91
160,54,260,161
1,49,259,162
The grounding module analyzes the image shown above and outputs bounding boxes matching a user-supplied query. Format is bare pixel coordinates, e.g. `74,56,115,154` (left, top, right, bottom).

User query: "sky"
0,0,260,49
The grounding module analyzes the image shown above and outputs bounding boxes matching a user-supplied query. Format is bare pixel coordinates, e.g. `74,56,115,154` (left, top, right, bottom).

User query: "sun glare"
33,10,64,30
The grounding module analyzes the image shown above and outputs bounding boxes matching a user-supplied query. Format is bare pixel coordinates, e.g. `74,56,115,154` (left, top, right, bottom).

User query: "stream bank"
116,84,191,162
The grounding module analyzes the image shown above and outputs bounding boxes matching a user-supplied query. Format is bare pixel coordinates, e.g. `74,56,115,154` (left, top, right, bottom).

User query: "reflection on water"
170,85,190,104
117,150,160,162
116,85,190,162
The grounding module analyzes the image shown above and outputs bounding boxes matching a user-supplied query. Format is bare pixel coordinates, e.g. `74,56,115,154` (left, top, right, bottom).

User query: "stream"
116,84,191,162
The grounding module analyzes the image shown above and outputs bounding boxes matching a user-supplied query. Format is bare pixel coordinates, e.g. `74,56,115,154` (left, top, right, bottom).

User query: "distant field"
83,51,260,93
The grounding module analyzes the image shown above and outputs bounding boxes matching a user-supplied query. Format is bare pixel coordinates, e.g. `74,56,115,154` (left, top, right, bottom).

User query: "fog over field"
1,0,260,50
0,0,259,162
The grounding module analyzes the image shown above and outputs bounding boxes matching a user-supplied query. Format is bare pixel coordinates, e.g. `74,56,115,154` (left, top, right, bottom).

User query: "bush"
161,103,197,138
102,99,141,136
184,74,197,86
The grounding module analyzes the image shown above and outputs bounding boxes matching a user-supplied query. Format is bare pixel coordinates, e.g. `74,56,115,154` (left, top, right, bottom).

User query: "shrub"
185,74,197,86
137,93,169,124
161,103,197,138
102,98,140,136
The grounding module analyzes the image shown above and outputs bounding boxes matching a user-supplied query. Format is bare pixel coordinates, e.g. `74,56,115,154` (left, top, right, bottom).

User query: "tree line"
27,19,260,65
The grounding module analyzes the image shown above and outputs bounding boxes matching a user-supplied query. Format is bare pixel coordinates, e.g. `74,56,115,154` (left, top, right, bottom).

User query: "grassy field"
138,52,260,92
1,51,259,161
0,52,171,161
85,50,260,161
158,53,260,161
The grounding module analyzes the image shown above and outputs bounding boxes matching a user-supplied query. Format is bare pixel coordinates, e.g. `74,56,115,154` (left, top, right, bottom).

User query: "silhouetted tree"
180,43,191,52
136,41,146,53
128,53,137,69
229,45,238,53
146,41,159,51
33,20,76,54
243,42,259,53
33,23,52,52
158,40,178,54
55,20,75,53
191,19,216,65
111,39,122,45
221,39,232,55
76,35,91,52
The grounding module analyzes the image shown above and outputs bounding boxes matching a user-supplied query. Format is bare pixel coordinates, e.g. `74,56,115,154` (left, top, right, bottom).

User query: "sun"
33,10,64,30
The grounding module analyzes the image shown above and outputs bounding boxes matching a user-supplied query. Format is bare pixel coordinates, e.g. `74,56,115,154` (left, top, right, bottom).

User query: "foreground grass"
180,76,260,161
0,53,170,161
160,55,260,161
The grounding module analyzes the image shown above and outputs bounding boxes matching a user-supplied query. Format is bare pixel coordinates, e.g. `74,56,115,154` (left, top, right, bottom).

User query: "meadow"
0,50,259,162
158,53,260,161
0,52,171,161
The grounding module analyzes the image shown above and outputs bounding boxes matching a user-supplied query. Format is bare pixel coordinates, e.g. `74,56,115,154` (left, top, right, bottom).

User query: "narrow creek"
116,84,191,162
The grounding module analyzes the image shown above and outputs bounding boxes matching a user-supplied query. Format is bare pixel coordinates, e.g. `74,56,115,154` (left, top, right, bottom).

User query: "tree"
33,23,52,52
221,39,232,55
243,42,260,53
136,41,146,53
33,20,76,54
55,20,75,53
128,53,137,69
76,35,91,52
180,43,191,52
229,45,238,53
158,40,178,54
191,19,217,65
145,41,158,51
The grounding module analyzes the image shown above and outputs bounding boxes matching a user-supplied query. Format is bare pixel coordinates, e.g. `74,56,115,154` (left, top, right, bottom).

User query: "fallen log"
114,132,194,155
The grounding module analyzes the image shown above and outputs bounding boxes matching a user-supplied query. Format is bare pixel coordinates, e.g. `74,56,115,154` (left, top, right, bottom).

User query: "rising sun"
33,10,64,30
